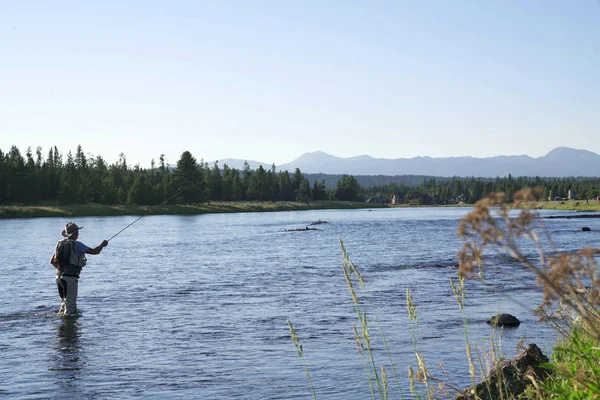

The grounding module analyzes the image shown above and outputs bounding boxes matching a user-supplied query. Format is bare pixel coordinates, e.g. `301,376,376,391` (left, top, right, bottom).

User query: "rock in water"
487,313,520,327
581,226,591,231
282,227,318,232
455,344,550,399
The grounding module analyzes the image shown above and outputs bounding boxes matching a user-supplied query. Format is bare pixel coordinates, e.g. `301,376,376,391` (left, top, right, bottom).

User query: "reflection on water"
50,316,83,381
57,316,80,354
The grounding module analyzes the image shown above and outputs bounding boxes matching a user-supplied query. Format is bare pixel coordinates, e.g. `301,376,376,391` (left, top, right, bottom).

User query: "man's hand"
86,240,109,255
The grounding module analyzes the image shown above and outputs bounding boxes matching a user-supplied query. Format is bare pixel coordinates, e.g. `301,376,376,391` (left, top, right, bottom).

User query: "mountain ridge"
209,147,600,178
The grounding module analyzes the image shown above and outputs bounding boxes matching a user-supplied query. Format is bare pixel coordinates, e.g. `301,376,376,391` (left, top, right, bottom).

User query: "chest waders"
57,240,87,315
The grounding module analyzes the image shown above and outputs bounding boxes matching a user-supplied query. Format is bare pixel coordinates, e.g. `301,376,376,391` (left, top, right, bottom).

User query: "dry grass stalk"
458,188,600,340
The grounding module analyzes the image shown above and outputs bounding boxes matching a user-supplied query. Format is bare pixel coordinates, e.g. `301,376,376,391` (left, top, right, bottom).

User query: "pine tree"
311,179,327,201
0,148,6,204
221,164,233,201
209,161,223,201
335,175,361,201
173,151,203,204
296,178,311,204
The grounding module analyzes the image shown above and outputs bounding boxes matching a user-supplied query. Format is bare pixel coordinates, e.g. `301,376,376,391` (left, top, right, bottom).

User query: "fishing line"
107,182,204,242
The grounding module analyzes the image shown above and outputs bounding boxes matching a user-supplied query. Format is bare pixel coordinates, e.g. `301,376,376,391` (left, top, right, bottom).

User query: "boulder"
581,226,591,231
455,344,550,400
487,313,520,327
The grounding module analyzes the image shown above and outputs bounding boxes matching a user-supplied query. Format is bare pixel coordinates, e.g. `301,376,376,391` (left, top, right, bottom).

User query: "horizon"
1,143,594,171
2,2,599,167
214,145,597,166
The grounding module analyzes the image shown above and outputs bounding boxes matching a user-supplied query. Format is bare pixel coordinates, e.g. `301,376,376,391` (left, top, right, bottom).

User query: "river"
1,207,598,399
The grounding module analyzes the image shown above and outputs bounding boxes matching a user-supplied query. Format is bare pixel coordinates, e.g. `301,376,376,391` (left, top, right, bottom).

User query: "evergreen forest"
1,145,599,206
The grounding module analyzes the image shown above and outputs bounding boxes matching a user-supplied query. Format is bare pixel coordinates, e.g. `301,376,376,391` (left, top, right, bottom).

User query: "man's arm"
85,240,109,255
50,251,59,269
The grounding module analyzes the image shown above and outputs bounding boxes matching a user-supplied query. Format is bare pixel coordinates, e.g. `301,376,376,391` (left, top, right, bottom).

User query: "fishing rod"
107,182,204,242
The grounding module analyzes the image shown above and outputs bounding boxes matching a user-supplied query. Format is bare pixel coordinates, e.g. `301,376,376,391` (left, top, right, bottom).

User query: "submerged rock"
309,220,329,225
581,226,591,231
455,344,550,400
487,313,520,327
283,227,319,232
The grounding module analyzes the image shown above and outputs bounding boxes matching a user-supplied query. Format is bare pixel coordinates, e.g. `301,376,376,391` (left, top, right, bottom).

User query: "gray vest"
62,239,87,277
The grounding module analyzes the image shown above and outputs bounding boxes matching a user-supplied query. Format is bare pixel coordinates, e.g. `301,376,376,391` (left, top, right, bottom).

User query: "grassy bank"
519,199,600,212
390,199,600,212
0,201,388,219
3,199,598,219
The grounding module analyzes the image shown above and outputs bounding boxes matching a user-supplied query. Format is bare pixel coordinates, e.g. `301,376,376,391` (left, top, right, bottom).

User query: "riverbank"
2,199,598,219
0,201,388,219
519,199,600,212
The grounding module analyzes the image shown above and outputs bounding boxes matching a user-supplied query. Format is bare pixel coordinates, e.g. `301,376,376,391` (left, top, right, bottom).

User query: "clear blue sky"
1,1,598,167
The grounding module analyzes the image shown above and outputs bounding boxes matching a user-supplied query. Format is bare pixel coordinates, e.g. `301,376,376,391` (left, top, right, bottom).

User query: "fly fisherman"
50,222,109,315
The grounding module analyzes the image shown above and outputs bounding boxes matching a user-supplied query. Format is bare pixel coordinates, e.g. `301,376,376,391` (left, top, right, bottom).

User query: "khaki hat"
62,222,83,237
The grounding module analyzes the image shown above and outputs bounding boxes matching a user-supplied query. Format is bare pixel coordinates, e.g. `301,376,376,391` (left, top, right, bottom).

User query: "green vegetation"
521,199,600,212
2,145,600,214
288,189,600,399
365,175,600,205
0,144,365,208
522,328,600,398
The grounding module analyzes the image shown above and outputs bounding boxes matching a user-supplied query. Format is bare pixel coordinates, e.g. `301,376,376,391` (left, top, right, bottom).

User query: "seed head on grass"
353,324,364,356
341,239,364,305
515,336,527,352
408,365,416,395
359,311,371,348
288,320,304,358
406,288,418,324
465,344,475,382
415,352,429,386
382,365,388,400
449,277,466,311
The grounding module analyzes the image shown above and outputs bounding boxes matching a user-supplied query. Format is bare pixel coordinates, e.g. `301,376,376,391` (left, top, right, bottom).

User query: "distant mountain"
210,147,600,178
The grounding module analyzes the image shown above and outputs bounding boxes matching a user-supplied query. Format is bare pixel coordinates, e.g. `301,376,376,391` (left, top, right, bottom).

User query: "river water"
1,207,599,399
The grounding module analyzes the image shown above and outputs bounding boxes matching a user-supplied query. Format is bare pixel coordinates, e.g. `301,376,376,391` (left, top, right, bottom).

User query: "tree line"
1,145,599,206
0,145,361,205
363,175,600,204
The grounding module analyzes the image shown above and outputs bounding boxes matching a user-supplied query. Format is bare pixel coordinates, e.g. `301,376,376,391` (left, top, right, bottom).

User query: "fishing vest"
61,239,87,277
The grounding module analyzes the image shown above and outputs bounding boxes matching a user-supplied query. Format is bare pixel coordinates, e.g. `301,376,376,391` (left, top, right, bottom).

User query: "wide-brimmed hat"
62,222,83,237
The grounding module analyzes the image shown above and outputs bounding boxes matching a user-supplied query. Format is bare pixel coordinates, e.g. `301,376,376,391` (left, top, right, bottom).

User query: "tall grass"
287,321,317,400
340,238,401,399
458,188,600,398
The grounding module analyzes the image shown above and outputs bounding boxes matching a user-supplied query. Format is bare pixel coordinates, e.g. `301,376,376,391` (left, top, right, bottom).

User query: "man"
50,222,109,315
